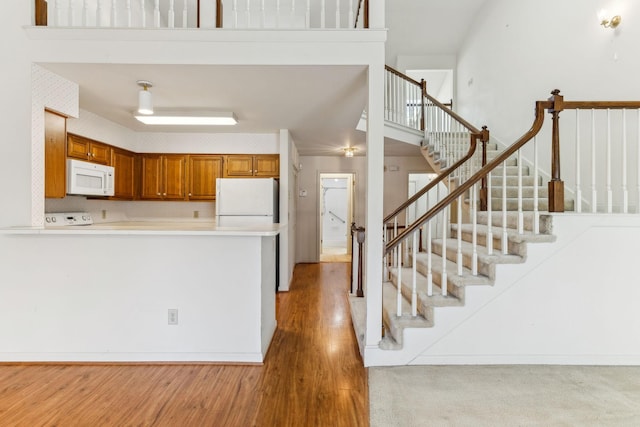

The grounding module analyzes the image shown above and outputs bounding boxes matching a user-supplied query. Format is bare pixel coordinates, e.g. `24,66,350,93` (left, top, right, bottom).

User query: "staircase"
382,144,558,350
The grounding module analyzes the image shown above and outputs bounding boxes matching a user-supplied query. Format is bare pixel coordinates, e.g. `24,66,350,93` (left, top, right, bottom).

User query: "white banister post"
591,109,597,213
622,110,628,213
606,109,612,213
168,0,175,28
153,0,160,27
140,0,146,28
501,159,508,254
411,231,417,317
305,0,310,28
396,242,402,316
111,0,117,27
83,0,89,26
182,0,188,27
320,0,326,28
487,171,494,253
575,110,582,213
335,0,340,28
68,0,74,26
517,148,523,234
348,0,354,28
127,0,133,27
533,136,539,234
199,0,217,28
96,0,103,26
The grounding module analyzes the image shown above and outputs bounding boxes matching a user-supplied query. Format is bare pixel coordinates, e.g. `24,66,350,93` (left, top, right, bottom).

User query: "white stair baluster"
411,231,417,317
622,110,628,213
396,242,402,317
52,0,60,26
591,109,597,213
441,208,448,297
471,183,478,276
320,0,326,28
260,0,265,28
487,171,494,253
305,0,310,28
153,0,160,27
168,0,175,28
82,0,89,26
290,0,295,28
382,224,388,279
111,0,117,27
68,0,74,26
502,159,508,254
456,195,463,276
140,0,145,28
575,110,582,212
96,0,103,26
348,0,354,29
127,0,133,27
517,148,523,234
393,217,398,269
232,0,238,28
182,0,187,27
427,219,433,297
335,0,340,28
637,109,640,214
606,109,612,213
533,136,539,235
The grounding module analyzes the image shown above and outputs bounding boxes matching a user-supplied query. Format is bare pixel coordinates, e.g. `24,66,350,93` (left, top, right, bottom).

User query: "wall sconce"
343,147,356,157
137,80,153,115
599,10,621,29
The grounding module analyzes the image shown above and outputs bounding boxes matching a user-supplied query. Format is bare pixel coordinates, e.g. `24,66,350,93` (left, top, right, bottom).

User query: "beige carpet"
369,365,640,426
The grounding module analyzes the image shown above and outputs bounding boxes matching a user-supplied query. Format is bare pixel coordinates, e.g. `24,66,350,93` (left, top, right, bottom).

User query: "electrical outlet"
193,210,199,219
168,309,178,325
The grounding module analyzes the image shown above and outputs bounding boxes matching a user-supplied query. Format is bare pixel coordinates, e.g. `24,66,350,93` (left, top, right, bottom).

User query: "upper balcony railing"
34,0,369,29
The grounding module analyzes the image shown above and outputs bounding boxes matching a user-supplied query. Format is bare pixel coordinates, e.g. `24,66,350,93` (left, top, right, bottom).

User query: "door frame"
318,172,355,260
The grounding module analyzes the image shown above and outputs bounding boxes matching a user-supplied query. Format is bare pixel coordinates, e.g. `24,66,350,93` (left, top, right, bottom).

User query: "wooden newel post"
479,125,490,211
548,89,565,212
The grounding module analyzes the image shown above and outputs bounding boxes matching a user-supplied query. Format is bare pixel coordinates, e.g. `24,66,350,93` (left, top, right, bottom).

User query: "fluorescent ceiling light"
134,111,238,126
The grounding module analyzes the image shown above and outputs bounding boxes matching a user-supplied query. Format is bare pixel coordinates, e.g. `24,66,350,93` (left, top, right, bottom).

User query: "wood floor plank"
0,262,368,426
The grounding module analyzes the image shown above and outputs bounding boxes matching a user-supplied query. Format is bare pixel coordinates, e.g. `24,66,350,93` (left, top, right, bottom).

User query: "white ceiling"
42,1,485,158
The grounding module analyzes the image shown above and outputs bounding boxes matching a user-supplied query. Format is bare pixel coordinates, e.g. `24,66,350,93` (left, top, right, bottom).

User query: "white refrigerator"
216,178,279,226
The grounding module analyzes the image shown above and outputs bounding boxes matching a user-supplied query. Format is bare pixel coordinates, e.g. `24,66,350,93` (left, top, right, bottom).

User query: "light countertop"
2,220,282,236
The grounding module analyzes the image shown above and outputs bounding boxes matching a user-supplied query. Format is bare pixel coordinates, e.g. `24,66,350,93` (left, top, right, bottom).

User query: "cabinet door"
89,142,111,165
140,155,163,200
163,155,187,200
112,148,136,200
254,155,280,177
189,155,222,200
67,134,90,161
224,155,255,177
44,110,67,198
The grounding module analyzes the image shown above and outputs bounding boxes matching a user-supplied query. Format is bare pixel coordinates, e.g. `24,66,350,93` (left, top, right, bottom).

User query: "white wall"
456,0,640,174
383,156,431,221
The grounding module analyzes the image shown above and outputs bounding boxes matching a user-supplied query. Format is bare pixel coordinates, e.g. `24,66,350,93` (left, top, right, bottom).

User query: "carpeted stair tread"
413,252,494,288
452,223,556,244
388,267,464,308
381,282,432,349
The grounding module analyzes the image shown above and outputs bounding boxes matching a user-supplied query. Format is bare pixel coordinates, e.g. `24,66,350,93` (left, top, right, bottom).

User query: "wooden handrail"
385,100,550,254
216,0,223,28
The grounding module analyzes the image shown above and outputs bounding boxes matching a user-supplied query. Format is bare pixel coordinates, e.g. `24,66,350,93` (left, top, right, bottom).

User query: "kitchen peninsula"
0,221,281,363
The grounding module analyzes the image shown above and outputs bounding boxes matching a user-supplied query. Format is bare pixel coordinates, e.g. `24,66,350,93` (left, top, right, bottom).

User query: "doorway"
319,173,354,263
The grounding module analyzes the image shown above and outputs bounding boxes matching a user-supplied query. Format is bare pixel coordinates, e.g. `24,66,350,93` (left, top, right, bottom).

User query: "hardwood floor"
0,263,368,426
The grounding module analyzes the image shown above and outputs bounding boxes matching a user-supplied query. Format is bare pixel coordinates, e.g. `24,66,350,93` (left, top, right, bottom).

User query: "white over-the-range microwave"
67,159,115,197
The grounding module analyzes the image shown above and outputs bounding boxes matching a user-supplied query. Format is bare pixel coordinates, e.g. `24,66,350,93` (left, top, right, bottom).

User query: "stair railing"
383,90,640,320
384,66,426,132
38,0,201,28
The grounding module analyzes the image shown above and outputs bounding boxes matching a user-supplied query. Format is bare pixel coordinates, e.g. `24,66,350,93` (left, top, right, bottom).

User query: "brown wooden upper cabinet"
188,155,222,200
111,147,136,200
224,154,279,178
67,133,111,165
44,110,67,198
140,154,188,200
